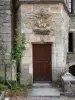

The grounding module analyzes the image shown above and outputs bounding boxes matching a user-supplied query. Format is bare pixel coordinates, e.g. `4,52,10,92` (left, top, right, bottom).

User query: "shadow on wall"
69,65,75,76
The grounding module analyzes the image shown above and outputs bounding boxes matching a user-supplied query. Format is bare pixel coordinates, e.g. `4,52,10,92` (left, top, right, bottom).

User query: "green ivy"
14,31,25,64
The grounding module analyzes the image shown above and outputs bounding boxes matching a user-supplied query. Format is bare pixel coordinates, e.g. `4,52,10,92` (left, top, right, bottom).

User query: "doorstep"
28,83,60,97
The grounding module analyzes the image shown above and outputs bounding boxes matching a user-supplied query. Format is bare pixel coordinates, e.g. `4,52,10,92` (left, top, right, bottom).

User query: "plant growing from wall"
13,30,25,81
14,30,25,64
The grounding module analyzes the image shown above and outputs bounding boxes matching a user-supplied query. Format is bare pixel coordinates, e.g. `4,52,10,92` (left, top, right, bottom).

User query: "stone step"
28,88,60,97
32,83,52,88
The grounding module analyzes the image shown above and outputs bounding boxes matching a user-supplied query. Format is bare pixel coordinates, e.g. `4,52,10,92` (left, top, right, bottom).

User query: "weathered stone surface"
6,60,17,81
0,0,11,53
67,53,75,63
61,72,75,95
70,15,75,30
0,0,12,81
17,3,69,85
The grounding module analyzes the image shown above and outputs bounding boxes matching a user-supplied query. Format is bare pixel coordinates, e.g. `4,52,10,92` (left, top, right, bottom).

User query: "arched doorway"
69,65,75,76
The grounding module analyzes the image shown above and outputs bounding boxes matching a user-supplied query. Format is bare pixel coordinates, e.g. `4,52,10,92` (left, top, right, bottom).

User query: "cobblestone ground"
10,96,75,100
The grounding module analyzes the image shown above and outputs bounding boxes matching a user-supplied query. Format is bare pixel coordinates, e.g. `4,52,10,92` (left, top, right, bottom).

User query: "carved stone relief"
34,9,51,28
33,9,52,34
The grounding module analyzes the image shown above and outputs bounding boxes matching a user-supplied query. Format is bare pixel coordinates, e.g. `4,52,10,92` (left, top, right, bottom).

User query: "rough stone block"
61,72,75,95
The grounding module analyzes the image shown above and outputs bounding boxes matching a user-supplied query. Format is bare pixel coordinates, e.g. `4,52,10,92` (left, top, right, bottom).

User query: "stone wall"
0,0,12,80
51,4,69,81
0,0,12,56
73,0,75,14
16,6,21,33
18,3,69,85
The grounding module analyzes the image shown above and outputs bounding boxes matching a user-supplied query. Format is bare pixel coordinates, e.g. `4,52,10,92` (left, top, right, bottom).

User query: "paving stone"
9,96,75,100
28,88,60,97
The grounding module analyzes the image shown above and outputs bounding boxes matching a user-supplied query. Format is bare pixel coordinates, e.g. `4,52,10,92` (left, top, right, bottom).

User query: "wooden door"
33,44,52,82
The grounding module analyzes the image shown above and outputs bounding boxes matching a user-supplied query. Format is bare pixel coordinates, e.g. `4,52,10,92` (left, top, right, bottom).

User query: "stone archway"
69,65,75,76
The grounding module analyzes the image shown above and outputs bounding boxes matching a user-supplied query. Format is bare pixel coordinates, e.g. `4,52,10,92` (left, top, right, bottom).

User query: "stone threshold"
28,88,60,97
28,83,60,97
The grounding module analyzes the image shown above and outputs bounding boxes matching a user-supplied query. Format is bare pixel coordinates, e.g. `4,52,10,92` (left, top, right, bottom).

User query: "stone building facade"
1,0,75,86
17,0,70,85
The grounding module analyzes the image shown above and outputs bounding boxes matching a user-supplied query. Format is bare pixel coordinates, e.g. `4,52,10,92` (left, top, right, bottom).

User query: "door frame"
32,42,52,83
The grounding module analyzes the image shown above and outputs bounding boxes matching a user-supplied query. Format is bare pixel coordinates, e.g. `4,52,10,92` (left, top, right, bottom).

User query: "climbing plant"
13,30,25,81
14,30,25,64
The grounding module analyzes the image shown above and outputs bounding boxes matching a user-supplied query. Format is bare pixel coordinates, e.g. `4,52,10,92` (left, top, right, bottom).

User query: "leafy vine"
13,30,25,64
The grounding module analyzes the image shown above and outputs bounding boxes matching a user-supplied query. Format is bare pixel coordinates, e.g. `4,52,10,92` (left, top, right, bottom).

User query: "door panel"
33,44,52,82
